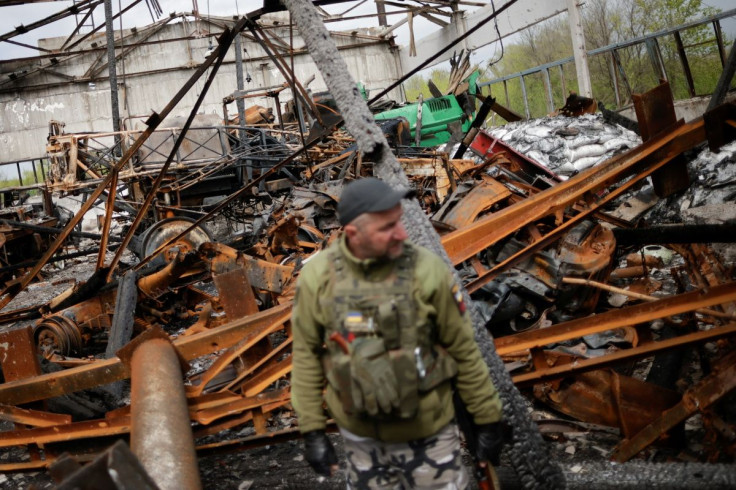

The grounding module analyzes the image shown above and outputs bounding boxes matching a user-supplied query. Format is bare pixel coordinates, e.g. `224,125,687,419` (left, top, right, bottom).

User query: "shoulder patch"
451,283,466,314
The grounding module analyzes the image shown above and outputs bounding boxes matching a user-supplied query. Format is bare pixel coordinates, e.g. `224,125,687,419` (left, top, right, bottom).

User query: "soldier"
292,177,504,489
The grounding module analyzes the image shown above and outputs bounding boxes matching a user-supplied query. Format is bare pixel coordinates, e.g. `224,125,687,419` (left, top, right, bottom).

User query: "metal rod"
234,32,247,151
104,0,121,140
96,169,118,269
520,75,530,119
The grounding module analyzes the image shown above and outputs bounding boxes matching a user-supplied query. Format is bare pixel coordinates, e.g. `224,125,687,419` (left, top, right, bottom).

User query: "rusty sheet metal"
533,369,681,438
212,267,260,319
704,101,736,152
441,176,511,229
496,282,736,356
612,349,736,462
442,118,707,267
203,242,294,294
632,81,689,197
0,303,291,406
0,326,42,381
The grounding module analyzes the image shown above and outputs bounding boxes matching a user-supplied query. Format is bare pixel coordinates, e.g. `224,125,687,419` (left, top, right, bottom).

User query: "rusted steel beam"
441,177,511,229
193,387,291,425
222,337,292,392
442,118,707,266
0,304,291,406
562,277,736,320
496,282,736,355
0,405,72,427
611,350,736,462
240,357,292,397
510,322,736,386
130,337,201,490
96,169,118,269
463,139,682,294
0,415,131,448
186,318,287,397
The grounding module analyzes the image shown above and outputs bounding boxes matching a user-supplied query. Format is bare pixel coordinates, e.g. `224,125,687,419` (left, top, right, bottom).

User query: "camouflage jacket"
291,235,502,442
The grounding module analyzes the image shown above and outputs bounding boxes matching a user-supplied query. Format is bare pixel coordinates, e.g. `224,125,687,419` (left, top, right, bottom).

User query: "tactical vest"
321,243,458,420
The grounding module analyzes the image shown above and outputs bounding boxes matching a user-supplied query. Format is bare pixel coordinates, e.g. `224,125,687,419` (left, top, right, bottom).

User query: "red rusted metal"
468,129,561,185
611,349,736,462
0,326,42,381
0,405,72,427
533,369,681,438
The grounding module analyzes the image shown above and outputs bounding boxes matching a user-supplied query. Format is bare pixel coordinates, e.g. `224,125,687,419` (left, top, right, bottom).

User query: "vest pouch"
350,338,401,417
417,346,458,392
323,352,356,415
388,348,419,419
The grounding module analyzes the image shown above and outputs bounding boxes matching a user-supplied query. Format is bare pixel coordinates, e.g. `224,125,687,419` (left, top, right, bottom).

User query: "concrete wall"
0,16,403,162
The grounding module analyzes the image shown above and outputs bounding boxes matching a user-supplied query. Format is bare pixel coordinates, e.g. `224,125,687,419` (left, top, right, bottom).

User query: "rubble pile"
0,78,735,489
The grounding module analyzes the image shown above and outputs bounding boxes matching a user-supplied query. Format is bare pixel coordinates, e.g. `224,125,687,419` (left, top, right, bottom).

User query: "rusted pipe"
130,338,201,490
609,265,647,279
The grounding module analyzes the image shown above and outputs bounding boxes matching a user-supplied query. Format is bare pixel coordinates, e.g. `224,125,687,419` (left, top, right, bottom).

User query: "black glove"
475,422,505,466
303,430,338,476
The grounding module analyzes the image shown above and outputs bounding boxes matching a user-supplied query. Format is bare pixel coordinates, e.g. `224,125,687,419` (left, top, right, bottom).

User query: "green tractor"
374,71,479,147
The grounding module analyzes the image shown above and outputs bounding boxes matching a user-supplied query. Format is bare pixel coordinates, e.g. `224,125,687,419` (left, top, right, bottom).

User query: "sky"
0,1,734,67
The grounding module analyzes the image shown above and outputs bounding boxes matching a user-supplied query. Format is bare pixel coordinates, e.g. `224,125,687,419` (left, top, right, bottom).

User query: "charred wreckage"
1,2,736,490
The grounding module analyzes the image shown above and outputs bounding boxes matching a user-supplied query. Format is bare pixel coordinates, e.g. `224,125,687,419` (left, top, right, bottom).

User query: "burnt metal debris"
1,7,736,490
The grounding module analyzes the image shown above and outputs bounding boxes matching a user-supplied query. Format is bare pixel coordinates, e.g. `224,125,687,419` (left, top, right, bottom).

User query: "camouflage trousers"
339,423,469,489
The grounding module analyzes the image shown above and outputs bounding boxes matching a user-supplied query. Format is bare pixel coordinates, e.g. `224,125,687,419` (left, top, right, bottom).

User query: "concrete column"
103,0,121,135
566,0,592,97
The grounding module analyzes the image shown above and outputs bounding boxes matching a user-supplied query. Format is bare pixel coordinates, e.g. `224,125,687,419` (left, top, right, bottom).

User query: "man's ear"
344,223,358,241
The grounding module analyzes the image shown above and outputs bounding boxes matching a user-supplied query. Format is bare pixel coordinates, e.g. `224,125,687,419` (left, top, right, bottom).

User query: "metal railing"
480,8,736,119
0,157,49,189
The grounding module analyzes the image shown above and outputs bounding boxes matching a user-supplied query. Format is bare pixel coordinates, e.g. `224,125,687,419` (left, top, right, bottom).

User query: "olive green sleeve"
423,252,503,425
291,260,329,433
